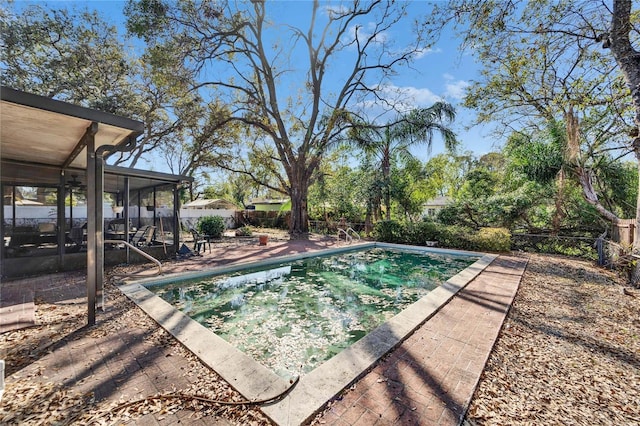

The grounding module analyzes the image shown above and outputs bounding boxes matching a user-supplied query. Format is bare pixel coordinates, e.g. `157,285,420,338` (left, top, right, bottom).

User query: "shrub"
471,227,512,252
197,216,225,238
235,226,252,237
372,220,511,252
373,220,406,243
437,225,475,250
406,220,440,245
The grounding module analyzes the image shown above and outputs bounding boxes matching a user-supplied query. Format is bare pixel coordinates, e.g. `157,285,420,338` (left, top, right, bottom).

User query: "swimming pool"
120,242,496,425
149,247,479,377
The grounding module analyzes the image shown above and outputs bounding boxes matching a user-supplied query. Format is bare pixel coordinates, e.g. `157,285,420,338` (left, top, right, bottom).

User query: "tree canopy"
125,0,432,236
424,0,640,240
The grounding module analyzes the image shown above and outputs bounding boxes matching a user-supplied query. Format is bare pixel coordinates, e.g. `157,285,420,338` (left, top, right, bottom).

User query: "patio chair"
38,222,57,235
190,228,210,253
130,225,156,247
69,226,84,244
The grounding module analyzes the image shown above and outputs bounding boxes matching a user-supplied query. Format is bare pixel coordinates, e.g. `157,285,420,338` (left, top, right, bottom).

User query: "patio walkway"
314,255,526,425
0,282,35,334
0,238,527,425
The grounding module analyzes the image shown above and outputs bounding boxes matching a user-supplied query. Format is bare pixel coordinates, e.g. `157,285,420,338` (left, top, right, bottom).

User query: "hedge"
373,220,511,252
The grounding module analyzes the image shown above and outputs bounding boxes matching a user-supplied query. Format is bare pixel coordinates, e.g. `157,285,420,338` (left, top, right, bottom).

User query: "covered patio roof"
0,86,190,326
1,86,143,169
1,86,191,193
0,159,191,194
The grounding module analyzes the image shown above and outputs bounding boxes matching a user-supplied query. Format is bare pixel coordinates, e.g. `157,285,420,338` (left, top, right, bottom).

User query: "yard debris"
2,250,638,425
465,254,640,425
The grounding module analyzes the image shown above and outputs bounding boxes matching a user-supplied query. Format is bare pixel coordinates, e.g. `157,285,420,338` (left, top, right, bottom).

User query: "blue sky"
19,1,499,167
252,1,499,159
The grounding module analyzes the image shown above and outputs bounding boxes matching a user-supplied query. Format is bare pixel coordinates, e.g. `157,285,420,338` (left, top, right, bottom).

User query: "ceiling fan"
66,174,86,191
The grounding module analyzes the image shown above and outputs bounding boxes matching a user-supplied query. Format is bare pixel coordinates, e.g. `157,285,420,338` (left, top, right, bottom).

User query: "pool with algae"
150,247,478,377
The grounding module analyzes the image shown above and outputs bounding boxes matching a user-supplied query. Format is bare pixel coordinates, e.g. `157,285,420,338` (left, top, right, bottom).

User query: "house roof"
182,199,237,209
250,198,289,205
424,196,451,207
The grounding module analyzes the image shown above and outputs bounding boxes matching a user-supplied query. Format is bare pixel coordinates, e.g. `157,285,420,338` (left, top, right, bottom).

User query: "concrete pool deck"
1,236,527,425
121,242,500,426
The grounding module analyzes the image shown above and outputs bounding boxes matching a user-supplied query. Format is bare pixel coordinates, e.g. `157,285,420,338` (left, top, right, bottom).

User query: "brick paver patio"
0,239,526,425
316,256,526,425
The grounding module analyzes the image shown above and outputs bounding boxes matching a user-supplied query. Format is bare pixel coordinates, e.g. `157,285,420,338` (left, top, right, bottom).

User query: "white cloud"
357,84,443,117
444,79,470,100
394,84,442,108
413,46,442,59
345,23,389,46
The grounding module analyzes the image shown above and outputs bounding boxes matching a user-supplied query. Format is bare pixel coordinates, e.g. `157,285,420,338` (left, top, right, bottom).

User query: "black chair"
190,228,210,253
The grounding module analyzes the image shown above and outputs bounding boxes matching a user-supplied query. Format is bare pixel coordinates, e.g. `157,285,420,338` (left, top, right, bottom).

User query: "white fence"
3,205,237,230
179,208,236,229
4,204,119,226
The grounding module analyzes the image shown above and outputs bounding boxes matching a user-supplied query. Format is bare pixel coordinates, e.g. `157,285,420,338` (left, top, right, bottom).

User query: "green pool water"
150,247,478,377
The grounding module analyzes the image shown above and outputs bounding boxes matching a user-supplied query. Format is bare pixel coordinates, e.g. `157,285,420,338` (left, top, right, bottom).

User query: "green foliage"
373,219,511,253
373,221,406,244
471,228,512,252
504,131,564,185
436,225,475,250
235,226,252,237
457,168,498,200
347,103,457,221
124,0,170,40
197,215,225,238
406,220,441,245
1,5,135,113
592,159,638,219
389,159,429,221
425,0,637,237
308,160,368,222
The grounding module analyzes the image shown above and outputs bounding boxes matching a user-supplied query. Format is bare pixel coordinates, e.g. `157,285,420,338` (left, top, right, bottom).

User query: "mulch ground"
465,254,640,425
1,251,638,425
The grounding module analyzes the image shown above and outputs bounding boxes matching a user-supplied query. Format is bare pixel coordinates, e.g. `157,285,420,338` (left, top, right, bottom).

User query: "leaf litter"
465,253,640,425
2,251,638,425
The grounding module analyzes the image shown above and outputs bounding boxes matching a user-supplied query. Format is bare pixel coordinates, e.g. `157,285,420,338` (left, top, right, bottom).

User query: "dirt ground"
465,254,640,425
1,248,639,425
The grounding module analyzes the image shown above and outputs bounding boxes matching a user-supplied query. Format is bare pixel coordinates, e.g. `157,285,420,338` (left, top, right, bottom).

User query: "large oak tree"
126,0,430,237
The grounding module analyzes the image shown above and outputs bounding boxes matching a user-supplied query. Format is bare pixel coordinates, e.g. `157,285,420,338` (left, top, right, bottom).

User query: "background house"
182,198,237,210
180,198,237,229
423,196,451,218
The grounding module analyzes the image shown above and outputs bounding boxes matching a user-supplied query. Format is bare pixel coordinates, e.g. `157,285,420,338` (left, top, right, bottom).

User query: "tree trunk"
382,143,392,221
565,109,620,230
365,200,373,235
610,0,640,248
288,175,310,238
576,167,620,224
551,168,566,235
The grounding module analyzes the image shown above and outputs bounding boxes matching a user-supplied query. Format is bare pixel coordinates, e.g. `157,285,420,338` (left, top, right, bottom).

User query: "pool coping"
119,242,496,425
